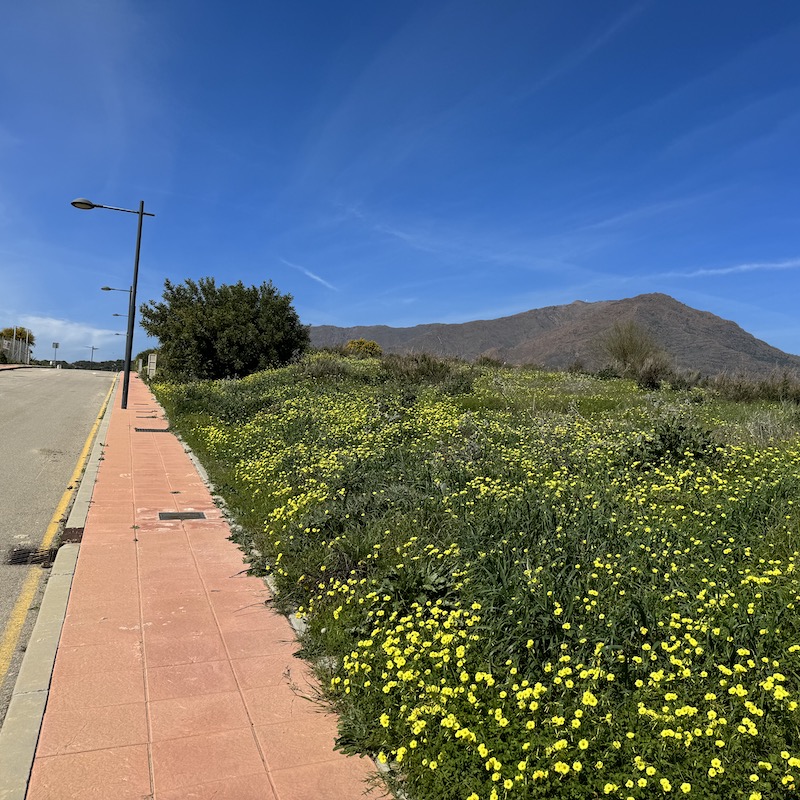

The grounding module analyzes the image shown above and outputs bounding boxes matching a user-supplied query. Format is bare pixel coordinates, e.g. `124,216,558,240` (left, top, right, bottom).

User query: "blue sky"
2,1,800,363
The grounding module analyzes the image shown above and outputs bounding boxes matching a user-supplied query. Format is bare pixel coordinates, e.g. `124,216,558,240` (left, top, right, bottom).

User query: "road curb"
62,380,118,542
0,382,118,800
0,546,78,800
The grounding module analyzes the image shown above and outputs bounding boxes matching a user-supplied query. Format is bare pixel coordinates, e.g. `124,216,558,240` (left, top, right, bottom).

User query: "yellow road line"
0,377,117,685
0,572,41,685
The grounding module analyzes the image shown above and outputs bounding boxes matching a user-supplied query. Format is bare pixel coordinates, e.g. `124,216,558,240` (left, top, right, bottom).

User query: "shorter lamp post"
84,345,99,364
72,198,154,409
102,285,134,396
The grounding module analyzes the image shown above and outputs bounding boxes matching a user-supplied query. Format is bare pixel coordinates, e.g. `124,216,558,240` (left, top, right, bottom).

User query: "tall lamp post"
71,198,155,409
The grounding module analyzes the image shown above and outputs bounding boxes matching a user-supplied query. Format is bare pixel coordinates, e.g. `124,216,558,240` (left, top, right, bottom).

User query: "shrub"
343,338,383,358
633,351,675,390
709,370,800,403
379,353,475,393
627,413,719,467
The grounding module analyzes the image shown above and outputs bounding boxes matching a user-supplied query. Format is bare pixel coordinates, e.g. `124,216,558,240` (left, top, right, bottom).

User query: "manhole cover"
158,512,206,520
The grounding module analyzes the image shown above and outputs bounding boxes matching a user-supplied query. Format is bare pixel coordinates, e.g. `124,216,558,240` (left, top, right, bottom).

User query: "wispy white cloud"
516,2,649,100
20,315,127,362
658,257,800,279
356,206,607,273
280,258,338,291
580,191,717,231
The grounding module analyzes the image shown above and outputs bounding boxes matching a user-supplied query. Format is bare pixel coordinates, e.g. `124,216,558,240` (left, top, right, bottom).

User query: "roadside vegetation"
154,352,800,800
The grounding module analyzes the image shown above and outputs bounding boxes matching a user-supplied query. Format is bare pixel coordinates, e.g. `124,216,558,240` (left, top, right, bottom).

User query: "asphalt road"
0,367,114,725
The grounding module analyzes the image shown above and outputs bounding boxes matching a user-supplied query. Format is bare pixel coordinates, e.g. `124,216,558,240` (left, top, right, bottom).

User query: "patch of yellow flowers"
155,361,800,799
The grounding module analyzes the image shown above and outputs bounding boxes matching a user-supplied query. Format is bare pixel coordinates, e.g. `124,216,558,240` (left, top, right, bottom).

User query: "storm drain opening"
134,428,172,433
158,511,206,521
7,546,60,567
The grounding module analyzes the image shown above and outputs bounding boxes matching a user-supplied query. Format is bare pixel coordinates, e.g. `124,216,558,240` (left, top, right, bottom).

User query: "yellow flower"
582,690,598,707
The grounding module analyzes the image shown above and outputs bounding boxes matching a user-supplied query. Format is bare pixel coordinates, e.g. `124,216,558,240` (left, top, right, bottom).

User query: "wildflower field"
154,353,800,800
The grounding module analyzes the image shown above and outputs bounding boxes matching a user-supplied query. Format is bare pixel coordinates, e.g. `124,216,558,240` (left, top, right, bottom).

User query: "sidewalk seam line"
132,409,156,799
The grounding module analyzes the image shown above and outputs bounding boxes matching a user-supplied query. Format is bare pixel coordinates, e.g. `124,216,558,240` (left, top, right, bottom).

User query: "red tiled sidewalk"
27,374,384,800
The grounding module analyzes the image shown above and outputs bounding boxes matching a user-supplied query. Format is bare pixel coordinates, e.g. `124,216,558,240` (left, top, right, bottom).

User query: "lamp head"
101,286,112,291
71,198,96,210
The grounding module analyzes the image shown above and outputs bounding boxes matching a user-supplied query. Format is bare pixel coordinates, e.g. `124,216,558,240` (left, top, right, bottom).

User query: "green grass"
154,354,800,800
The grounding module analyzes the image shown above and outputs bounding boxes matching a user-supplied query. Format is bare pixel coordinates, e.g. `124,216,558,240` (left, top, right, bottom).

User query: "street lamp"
71,198,155,409
83,345,99,364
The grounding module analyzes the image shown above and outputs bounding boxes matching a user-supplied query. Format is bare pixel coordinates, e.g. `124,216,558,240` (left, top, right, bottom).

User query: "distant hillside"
310,293,800,378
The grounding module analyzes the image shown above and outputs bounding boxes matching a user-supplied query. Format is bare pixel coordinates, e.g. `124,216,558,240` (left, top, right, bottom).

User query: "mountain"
310,293,800,378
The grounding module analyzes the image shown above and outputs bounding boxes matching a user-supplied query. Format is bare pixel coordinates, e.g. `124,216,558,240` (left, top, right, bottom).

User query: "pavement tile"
68,575,140,600
140,593,213,622
146,659,238,701
57,619,143,648
230,652,302,690
156,774,278,800
194,553,250,574
72,561,139,582
144,630,229,667
151,728,266,793
45,666,146,710
241,685,322,726
87,509,136,524
222,628,296,660
208,591,280,633
77,529,139,543
143,612,219,639
138,559,200,581
139,577,208,600
140,590,207,612
137,565,206,588
72,539,137,557
63,604,141,632
35,702,148,756
201,570,262,593
268,758,383,800
27,745,152,800
187,528,238,545
149,690,251,741
254,717,341,769
53,640,144,676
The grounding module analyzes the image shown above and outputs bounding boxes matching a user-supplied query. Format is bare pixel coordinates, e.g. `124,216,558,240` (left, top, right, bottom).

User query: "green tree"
139,277,309,380
0,326,35,347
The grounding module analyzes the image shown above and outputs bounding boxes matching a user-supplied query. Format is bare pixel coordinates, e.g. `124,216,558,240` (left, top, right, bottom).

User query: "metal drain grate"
158,511,206,520
7,546,59,566
135,427,172,433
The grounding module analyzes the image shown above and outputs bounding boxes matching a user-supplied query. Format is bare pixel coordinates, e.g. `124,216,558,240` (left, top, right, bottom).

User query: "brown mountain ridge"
310,293,800,378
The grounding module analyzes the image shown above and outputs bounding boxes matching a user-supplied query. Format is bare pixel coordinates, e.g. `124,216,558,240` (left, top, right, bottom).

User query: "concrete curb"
62,381,117,541
0,546,78,800
0,383,117,800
